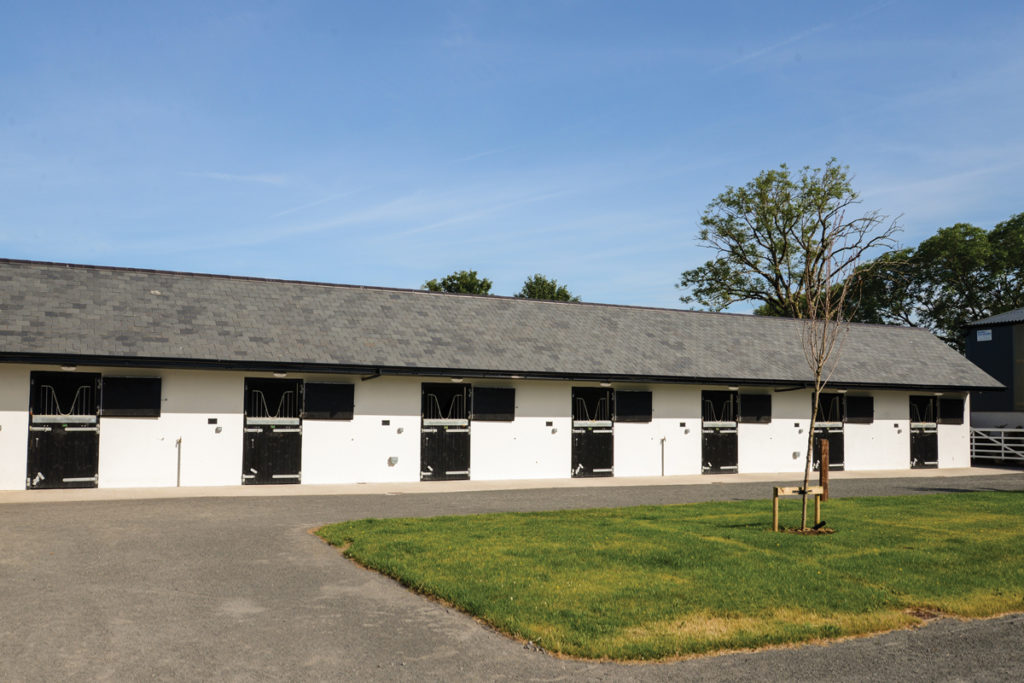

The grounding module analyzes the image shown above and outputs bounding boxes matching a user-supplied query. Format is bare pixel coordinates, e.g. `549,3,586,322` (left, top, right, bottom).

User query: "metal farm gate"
242,378,303,484
702,390,737,474
571,387,614,477
909,395,938,469
813,393,845,471
26,371,101,489
971,428,1024,465
420,383,471,480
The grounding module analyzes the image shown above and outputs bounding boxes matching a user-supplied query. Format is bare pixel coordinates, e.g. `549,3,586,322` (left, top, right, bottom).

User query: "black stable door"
242,378,303,485
420,383,471,480
909,396,938,469
910,429,938,469
571,387,614,477
701,390,738,474
26,372,101,489
812,428,845,471
242,426,302,484
701,430,738,474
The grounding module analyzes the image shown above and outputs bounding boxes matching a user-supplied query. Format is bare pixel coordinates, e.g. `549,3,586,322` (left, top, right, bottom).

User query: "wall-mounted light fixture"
599,382,612,387
727,386,739,391
273,372,287,378
60,365,77,372
450,377,464,383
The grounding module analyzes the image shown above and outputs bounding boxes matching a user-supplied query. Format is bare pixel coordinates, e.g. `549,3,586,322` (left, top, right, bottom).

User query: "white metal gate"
970,428,1024,464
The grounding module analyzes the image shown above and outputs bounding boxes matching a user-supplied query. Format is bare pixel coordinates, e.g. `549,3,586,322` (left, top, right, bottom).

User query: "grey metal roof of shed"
964,306,1024,328
0,259,1001,390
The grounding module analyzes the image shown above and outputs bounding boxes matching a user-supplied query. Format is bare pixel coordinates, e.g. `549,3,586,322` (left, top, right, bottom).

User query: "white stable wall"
0,365,30,490
613,384,700,477
470,381,570,480
737,388,810,474
938,394,971,467
0,362,976,490
844,390,910,471
302,376,420,484
98,369,242,487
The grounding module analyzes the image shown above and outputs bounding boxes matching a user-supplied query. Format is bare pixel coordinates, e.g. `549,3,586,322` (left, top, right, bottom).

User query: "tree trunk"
802,386,821,530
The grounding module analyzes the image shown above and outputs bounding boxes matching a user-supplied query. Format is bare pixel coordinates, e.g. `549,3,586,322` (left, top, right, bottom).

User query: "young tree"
422,270,493,295
514,274,581,302
677,159,899,318
800,218,858,529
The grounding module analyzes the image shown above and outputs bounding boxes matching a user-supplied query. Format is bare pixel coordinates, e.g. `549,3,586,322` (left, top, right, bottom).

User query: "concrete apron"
0,466,1016,505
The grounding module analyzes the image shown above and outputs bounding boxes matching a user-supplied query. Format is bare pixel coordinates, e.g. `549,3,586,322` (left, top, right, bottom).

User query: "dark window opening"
304,383,354,420
910,396,937,423
616,391,653,422
938,397,965,425
245,378,303,421
738,394,771,423
473,387,515,421
102,377,161,417
30,372,101,419
845,395,874,424
422,383,470,421
572,387,613,422
815,393,845,423
702,391,737,423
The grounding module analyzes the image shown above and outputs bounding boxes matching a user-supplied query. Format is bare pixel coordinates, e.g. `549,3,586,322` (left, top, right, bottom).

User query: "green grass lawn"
316,492,1024,660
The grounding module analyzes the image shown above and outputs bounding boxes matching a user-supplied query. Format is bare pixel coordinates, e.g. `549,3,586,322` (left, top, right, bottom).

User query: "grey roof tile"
0,259,1001,390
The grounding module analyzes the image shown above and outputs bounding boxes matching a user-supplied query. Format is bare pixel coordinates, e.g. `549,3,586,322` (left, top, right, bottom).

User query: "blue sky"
2,1,1022,310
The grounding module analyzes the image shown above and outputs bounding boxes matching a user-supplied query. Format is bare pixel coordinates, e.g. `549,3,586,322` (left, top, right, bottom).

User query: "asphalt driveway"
1,472,1022,681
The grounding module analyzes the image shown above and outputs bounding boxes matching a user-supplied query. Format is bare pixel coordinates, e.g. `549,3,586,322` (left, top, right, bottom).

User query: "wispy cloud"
447,147,513,165
394,188,570,237
186,171,289,186
721,20,835,69
718,1,895,70
269,190,361,219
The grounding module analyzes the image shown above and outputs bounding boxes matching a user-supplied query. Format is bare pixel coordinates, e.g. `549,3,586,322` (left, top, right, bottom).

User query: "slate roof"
964,306,1024,328
0,259,1001,390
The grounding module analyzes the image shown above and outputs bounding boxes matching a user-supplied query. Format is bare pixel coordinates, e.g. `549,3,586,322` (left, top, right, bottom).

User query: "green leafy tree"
514,274,581,302
422,270,493,295
848,248,917,327
677,158,899,318
853,213,1024,351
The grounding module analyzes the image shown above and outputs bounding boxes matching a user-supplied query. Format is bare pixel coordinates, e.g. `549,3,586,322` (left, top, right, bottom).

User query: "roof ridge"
0,257,929,332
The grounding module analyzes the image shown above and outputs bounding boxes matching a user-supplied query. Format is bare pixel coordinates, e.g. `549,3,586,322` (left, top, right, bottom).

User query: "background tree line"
423,271,581,302
853,215,1024,351
677,158,1023,353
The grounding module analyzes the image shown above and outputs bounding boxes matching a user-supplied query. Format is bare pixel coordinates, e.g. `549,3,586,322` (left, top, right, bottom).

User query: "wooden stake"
772,487,780,532
819,437,830,501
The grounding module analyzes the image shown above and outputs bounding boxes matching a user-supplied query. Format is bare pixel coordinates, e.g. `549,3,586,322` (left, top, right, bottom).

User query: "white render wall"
302,376,420,484
737,389,809,474
938,394,972,468
846,390,910,471
100,370,243,487
0,362,973,490
0,364,31,490
471,381,570,480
